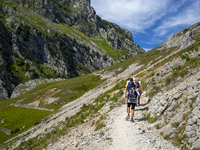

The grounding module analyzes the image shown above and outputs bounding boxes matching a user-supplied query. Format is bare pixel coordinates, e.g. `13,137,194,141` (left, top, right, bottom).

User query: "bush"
31,70,39,79
181,55,190,61
172,122,180,128
11,128,20,134
16,58,25,66
95,122,106,131
24,63,30,71
156,72,160,76
164,134,169,140
150,72,155,77
103,55,107,61
143,114,158,123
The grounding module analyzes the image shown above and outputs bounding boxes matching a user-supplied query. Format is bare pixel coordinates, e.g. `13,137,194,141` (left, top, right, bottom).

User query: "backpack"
127,82,136,90
127,82,132,91
128,88,137,101
135,80,140,88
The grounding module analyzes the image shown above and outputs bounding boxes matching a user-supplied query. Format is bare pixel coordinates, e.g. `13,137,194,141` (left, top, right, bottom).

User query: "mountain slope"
0,0,144,101
1,21,200,150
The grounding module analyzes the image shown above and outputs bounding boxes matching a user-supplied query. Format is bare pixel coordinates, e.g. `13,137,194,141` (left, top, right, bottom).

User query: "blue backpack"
127,82,134,91
128,88,137,101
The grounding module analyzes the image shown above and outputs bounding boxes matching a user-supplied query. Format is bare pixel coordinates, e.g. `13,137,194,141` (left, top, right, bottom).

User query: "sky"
91,0,200,51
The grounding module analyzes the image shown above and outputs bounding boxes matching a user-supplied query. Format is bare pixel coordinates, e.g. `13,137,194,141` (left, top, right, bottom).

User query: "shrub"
164,134,169,140
171,122,180,128
150,72,155,77
143,114,158,123
181,55,190,61
25,63,30,71
31,71,39,79
16,58,25,66
95,122,106,131
156,72,160,76
103,55,107,61
11,128,20,134
160,132,164,136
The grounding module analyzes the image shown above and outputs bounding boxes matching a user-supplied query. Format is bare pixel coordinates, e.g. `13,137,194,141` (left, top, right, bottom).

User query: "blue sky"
91,0,200,51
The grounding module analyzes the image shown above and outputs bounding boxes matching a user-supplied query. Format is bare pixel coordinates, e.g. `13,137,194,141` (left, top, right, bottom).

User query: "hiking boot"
125,115,130,120
130,118,134,122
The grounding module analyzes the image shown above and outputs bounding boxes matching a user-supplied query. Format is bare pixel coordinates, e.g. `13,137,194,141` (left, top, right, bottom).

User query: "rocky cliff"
156,22,200,51
142,21,200,149
0,0,144,100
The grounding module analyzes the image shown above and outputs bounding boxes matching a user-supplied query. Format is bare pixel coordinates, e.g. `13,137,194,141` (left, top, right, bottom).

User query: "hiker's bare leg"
126,97,128,113
127,107,130,115
138,97,140,105
131,109,134,118
138,95,141,105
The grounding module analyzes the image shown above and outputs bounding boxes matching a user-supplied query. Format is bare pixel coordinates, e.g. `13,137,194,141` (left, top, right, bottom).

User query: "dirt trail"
105,97,179,150
47,92,179,150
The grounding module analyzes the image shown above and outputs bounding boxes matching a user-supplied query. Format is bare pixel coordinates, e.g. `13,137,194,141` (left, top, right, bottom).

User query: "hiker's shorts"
138,88,142,95
127,103,136,110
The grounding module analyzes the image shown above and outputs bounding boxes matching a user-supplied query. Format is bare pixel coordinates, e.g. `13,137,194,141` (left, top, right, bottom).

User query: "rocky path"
47,93,179,150
105,103,179,150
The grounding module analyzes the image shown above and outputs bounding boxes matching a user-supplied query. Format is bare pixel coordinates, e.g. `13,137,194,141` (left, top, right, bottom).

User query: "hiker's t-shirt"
138,81,141,88
128,88,140,104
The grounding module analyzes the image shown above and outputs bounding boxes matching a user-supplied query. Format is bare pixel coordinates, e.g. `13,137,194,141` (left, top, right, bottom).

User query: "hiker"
135,78,143,105
125,78,135,102
125,82,140,122
125,78,135,116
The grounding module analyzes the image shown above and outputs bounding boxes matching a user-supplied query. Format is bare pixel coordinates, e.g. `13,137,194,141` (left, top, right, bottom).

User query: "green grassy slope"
0,74,102,144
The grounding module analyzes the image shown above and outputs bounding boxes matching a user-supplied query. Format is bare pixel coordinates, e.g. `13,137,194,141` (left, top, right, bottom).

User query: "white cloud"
91,0,200,34
154,0,200,36
143,48,152,51
91,0,200,48
91,0,171,32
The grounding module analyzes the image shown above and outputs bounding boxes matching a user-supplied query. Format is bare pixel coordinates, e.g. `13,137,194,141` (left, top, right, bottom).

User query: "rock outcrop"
0,0,144,100
156,22,200,51
146,47,200,149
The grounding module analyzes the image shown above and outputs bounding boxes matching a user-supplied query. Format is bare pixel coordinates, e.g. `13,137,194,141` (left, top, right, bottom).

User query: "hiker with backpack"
135,78,143,105
125,78,135,103
125,79,140,122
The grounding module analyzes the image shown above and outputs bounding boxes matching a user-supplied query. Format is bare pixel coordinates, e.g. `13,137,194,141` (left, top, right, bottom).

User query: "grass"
0,104,51,144
171,123,187,147
13,79,126,150
171,122,180,128
143,114,158,123
92,39,128,61
164,134,170,140
12,74,101,109
165,55,200,86
143,41,200,99
1,76,126,149
192,148,200,150
0,74,102,145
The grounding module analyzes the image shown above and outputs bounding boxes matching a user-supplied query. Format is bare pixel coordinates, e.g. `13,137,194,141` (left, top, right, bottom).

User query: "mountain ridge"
0,0,144,101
